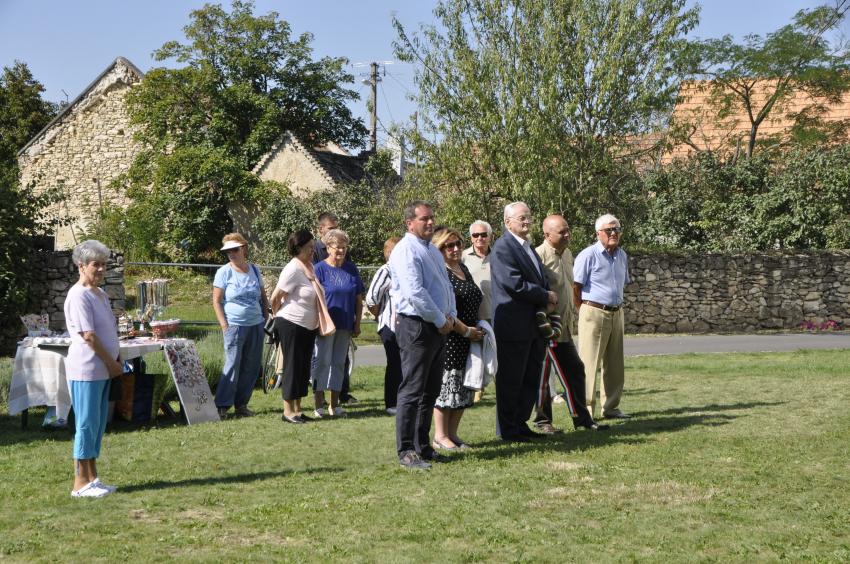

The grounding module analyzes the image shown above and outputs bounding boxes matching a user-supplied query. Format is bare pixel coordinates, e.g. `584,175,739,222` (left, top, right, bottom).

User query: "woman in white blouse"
270,231,320,424
365,237,402,415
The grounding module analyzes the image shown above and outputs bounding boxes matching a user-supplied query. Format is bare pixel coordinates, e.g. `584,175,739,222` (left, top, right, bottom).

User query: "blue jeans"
215,322,263,408
69,379,111,460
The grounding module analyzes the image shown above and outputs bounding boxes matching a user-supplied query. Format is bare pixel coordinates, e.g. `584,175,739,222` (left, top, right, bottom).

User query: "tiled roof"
252,132,374,187
665,79,850,161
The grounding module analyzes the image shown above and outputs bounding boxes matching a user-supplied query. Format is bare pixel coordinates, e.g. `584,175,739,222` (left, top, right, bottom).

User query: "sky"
0,0,839,150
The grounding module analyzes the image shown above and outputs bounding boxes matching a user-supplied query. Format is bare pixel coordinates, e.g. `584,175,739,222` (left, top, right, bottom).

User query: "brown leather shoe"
533,423,564,435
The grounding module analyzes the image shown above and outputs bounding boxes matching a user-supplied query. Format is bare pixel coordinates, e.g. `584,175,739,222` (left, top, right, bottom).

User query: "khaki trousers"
577,305,625,418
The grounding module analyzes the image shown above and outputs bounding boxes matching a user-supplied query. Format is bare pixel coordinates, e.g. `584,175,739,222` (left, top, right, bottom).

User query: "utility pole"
369,62,378,152
354,61,393,152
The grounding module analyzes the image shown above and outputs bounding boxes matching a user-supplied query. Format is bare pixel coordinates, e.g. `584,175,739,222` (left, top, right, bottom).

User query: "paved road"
354,332,850,367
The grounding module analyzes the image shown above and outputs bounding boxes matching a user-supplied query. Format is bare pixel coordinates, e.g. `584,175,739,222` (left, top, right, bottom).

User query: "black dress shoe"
421,449,454,463
282,414,304,424
581,422,610,431
533,423,565,435
296,414,313,422
499,435,532,443
518,428,547,438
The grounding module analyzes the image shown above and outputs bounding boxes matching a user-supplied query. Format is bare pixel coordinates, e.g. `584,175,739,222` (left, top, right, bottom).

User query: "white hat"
220,240,245,251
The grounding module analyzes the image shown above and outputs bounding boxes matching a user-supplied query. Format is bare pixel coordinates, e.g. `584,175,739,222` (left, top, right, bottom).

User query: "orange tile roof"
663,79,850,162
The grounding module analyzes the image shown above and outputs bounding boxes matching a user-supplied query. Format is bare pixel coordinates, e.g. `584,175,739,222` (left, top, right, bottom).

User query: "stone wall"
0,250,126,353
18,58,144,249
624,251,850,333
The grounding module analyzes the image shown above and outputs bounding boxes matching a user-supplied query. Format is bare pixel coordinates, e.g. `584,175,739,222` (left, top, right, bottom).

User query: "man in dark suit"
491,201,558,442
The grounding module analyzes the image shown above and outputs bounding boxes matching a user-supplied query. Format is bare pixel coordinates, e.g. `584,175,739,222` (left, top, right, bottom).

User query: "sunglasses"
601,227,622,235
471,232,489,238
444,241,463,250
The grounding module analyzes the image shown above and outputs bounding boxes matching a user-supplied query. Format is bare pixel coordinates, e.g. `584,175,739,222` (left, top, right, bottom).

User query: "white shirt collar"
509,230,530,248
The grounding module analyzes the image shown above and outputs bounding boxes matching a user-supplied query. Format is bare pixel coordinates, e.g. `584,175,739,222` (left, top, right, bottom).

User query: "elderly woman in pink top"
64,240,123,498
270,230,321,424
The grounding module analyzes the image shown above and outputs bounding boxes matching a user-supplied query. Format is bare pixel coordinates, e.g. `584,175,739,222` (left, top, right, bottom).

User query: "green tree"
0,61,60,182
121,1,368,260
0,176,66,348
640,146,850,251
672,1,850,159
392,0,698,244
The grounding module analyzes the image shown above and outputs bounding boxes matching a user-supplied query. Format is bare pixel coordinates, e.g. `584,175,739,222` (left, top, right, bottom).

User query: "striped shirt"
365,263,395,332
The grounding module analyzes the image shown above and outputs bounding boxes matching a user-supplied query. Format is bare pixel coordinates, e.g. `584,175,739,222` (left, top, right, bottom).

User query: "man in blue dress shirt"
573,213,632,420
389,201,457,469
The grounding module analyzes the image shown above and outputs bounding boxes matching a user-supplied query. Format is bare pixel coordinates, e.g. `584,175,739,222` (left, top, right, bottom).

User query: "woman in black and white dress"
432,228,485,451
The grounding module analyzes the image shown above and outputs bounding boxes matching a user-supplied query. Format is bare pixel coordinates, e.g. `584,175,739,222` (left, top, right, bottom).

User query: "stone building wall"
624,251,850,333
17,58,144,250
252,133,337,197
0,250,125,354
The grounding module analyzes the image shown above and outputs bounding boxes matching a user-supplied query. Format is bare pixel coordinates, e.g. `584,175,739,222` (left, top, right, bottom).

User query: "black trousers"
395,314,446,458
495,337,546,439
533,339,594,428
274,317,318,400
380,326,403,409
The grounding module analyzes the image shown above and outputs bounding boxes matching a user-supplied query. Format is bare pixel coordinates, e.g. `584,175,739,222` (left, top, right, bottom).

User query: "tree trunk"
747,124,759,158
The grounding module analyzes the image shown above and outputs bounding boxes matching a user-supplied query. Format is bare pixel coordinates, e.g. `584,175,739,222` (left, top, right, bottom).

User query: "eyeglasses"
329,245,348,252
600,227,622,235
471,232,489,238
444,241,463,250
510,215,533,223
224,247,243,253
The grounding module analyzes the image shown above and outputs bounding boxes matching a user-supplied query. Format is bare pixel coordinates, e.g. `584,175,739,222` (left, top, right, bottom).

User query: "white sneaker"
92,477,117,493
313,407,327,418
553,394,566,404
386,408,397,415
332,406,347,417
71,481,110,498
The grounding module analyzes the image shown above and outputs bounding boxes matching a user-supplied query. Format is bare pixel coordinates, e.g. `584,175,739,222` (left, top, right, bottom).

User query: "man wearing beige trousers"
573,214,632,420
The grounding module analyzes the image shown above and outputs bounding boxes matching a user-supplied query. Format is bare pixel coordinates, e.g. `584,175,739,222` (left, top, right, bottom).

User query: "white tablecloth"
8,339,166,420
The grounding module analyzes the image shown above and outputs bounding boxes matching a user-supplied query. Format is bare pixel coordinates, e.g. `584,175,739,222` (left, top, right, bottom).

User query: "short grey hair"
469,220,492,237
595,214,621,231
403,200,432,222
504,201,530,220
72,240,110,266
324,229,350,247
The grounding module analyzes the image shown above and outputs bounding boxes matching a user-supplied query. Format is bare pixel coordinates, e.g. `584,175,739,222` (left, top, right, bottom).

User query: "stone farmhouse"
17,57,383,250
230,131,376,245
17,57,145,249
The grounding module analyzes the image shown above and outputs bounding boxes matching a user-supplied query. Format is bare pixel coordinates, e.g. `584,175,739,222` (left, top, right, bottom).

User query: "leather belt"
398,313,425,323
582,300,621,312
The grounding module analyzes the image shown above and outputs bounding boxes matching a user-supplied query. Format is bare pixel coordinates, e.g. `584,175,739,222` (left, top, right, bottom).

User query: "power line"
380,82,394,123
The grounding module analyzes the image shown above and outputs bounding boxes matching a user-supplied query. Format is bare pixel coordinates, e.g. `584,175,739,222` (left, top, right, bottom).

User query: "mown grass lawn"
1,349,849,563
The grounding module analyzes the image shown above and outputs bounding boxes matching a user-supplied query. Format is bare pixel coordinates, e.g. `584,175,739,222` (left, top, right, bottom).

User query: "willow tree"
392,0,698,242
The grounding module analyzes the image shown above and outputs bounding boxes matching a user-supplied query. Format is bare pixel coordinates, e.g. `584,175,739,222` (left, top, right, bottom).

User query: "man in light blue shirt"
573,213,632,420
389,201,457,469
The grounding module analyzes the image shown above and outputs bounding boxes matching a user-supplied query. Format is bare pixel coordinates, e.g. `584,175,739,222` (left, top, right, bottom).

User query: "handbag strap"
294,259,335,336
249,263,264,308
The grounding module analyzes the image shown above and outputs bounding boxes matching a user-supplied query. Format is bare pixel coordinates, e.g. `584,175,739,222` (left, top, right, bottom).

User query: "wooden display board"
162,340,220,425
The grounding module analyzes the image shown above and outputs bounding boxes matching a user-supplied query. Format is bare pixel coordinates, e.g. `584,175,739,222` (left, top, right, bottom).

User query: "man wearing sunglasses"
573,214,632,420
491,202,558,442
462,221,494,326
463,220,494,402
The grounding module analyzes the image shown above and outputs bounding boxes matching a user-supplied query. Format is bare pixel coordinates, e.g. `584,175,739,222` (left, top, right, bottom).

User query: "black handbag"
108,357,124,401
